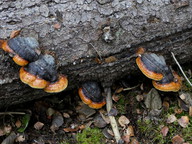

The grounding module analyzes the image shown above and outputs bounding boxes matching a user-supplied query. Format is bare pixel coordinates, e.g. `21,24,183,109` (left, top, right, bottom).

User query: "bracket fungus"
19,54,68,93
78,81,106,109
136,47,182,92
0,31,41,66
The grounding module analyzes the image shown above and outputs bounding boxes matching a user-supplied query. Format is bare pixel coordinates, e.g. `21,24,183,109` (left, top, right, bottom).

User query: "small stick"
171,52,192,87
0,112,26,115
123,84,139,91
105,87,122,143
89,43,102,60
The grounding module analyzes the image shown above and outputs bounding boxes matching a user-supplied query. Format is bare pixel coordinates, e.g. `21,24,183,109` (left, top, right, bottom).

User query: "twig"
0,112,26,115
105,88,122,143
123,84,139,91
171,52,192,87
89,43,102,60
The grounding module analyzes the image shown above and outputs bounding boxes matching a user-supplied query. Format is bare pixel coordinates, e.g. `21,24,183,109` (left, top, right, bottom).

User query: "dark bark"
0,0,192,107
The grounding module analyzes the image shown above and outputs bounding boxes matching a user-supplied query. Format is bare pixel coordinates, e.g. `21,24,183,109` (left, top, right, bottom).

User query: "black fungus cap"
81,81,103,103
141,53,171,75
25,54,58,82
8,37,40,62
158,72,174,84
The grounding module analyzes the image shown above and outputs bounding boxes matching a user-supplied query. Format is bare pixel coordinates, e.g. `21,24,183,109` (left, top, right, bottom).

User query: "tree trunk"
0,0,192,107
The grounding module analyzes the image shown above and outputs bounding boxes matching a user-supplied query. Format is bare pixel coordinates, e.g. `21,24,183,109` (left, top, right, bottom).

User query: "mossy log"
0,0,192,107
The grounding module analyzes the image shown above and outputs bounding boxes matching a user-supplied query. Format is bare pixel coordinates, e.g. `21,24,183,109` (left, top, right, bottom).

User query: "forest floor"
0,62,192,144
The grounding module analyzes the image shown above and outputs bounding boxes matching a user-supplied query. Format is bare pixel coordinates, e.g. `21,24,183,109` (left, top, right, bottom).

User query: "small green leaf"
17,114,31,133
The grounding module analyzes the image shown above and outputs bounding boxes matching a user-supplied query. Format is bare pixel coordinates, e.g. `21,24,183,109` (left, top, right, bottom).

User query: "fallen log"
0,0,192,107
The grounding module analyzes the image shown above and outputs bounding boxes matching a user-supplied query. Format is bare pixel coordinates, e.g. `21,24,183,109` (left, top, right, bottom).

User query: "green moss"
76,128,105,144
116,94,128,114
137,105,192,143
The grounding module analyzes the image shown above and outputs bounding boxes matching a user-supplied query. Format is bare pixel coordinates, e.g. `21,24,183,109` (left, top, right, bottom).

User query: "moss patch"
76,128,105,144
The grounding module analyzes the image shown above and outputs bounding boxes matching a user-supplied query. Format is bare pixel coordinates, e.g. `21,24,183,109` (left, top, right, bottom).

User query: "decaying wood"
0,0,192,107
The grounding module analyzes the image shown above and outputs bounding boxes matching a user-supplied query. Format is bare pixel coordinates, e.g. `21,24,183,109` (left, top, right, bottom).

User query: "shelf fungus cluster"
78,81,106,109
20,55,68,93
0,31,41,66
0,31,68,93
136,47,182,92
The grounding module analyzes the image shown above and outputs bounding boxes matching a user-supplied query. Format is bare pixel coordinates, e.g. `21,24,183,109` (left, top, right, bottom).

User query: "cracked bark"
0,0,192,107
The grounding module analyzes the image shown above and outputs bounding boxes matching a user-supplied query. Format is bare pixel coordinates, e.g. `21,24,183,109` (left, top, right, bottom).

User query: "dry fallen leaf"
112,94,121,102
115,87,124,94
174,108,183,114
125,125,134,137
102,128,113,139
1,132,17,144
136,109,142,115
107,129,114,136
50,112,64,133
118,115,130,129
15,120,22,128
63,127,79,132
167,114,177,124
178,116,189,128
94,114,107,128
63,112,70,118
130,138,139,144
136,95,144,102
161,126,169,137
34,121,44,130
108,108,118,116
104,56,117,63
162,101,169,110
144,88,162,110
15,134,25,142
122,135,130,144
172,135,184,144
79,125,85,130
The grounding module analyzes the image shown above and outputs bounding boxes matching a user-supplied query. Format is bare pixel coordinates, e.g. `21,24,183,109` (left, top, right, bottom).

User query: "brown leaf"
172,135,184,144
162,101,169,110
63,127,79,132
178,116,189,128
174,108,183,114
115,87,124,94
79,125,85,130
125,125,134,137
94,57,102,64
15,120,21,128
104,56,117,63
122,135,130,144
167,114,177,124
118,115,130,129
15,134,25,142
10,30,21,38
136,95,144,102
161,126,169,137
130,138,139,144
112,94,121,102
34,121,44,130
63,112,70,118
